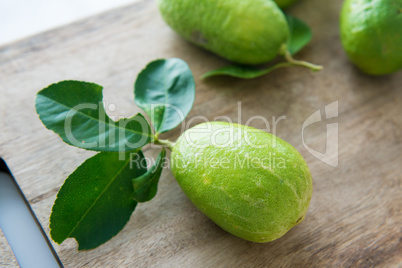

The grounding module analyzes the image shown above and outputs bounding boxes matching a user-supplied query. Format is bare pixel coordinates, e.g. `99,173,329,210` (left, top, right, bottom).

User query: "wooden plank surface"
0,0,401,266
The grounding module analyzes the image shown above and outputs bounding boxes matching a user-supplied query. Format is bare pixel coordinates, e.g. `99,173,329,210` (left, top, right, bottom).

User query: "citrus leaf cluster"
35,58,195,249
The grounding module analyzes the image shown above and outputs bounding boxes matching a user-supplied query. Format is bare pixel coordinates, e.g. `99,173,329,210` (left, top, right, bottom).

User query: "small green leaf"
36,80,152,152
132,148,166,202
201,63,294,79
286,15,312,55
50,150,147,250
134,58,195,134
201,16,314,79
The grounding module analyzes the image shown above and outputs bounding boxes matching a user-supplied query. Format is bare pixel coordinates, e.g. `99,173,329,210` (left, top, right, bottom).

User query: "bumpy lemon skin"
157,0,290,65
340,0,402,75
274,0,299,9
171,122,313,243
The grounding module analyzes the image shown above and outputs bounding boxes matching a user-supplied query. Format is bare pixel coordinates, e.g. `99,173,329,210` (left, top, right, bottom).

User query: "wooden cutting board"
1,0,401,266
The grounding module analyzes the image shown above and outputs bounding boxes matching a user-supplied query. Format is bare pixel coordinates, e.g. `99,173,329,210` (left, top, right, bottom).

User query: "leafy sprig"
201,15,322,79
35,58,195,250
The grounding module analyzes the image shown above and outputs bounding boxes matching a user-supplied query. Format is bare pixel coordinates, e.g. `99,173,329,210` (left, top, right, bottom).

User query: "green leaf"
201,63,294,79
36,80,152,152
201,16,314,79
286,15,312,55
134,58,195,134
50,150,147,250
132,148,166,202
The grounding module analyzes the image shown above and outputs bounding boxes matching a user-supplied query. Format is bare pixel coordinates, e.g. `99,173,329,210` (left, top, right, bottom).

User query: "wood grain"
1,0,401,267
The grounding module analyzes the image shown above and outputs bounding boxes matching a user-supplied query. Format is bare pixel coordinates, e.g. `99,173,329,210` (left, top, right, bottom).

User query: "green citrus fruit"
157,0,289,65
171,122,313,242
340,0,402,75
274,0,299,9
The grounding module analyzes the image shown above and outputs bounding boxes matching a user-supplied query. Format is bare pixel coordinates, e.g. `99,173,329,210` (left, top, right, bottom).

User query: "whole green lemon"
340,0,402,75
171,122,313,242
274,0,299,9
157,0,290,65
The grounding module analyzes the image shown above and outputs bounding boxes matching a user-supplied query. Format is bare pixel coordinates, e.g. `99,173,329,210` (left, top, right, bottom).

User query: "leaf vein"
65,156,132,240
39,94,152,138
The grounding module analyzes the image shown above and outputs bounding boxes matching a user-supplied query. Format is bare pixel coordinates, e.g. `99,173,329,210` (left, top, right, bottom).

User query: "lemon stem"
153,138,175,149
284,50,323,71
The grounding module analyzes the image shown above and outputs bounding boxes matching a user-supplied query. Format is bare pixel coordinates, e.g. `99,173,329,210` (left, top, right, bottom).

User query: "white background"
0,0,139,45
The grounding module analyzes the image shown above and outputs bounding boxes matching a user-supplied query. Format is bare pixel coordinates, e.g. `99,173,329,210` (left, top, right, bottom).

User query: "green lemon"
274,0,299,9
171,122,313,242
340,0,402,75
157,0,289,65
